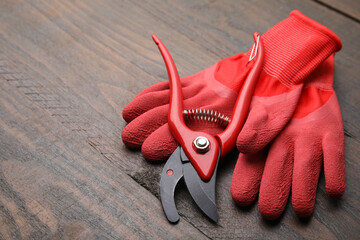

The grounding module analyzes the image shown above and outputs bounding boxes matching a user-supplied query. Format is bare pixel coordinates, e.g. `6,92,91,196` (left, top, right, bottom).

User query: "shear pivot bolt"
194,136,210,153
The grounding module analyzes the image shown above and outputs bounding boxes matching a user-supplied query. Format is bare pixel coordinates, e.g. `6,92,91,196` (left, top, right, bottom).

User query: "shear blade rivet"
167,169,174,176
194,136,210,153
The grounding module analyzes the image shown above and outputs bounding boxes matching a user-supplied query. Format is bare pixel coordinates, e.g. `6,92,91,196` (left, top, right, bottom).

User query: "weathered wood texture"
318,0,360,22
0,0,359,239
0,58,208,239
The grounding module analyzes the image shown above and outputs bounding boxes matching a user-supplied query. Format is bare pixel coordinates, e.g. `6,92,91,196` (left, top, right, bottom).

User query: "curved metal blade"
160,147,183,223
183,149,220,222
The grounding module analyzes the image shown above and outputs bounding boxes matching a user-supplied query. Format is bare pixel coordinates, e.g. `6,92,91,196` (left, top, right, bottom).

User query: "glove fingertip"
322,129,345,199
121,129,141,149
259,189,288,220
292,202,314,218
231,152,265,206
142,142,174,162
258,203,283,220
122,90,171,123
122,103,136,123
326,183,345,199
230,183,258,206
141,125,179,162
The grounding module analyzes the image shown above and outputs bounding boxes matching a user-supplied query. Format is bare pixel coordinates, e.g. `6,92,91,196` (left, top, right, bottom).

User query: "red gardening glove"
231,54,345,219
122,11,342,162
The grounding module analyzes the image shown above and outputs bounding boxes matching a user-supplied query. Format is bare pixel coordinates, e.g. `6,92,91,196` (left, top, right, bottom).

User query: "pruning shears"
152,33,264,223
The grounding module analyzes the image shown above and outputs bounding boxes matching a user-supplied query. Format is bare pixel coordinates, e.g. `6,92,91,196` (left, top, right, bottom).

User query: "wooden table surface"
0,0,359,239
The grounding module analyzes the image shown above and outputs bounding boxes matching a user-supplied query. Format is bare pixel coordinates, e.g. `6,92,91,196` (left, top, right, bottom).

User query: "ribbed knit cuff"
261,10,342,87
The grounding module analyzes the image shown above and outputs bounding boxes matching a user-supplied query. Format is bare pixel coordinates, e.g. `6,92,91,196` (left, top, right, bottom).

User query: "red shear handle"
153,34,263,181
152,35,184,133
217,33,264,157
153,35,220,182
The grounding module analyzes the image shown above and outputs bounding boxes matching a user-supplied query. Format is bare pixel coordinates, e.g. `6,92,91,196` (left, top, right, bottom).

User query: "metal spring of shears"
183,109,230,127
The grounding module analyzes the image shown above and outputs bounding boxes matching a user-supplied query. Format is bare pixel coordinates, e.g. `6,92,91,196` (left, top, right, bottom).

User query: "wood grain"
0,57,208,239
0,0,359,239
317,0,360,22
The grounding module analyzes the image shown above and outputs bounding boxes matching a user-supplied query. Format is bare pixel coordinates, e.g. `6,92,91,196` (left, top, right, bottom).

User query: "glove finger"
258,137,294,220
323,129,345,198
134,81,170,99
135,75,195,98
122,104,168,148
292,140,322,218
231,150,267,206
123,88,170,123
142,123,178,162
123,81,202,123
237,85,303,154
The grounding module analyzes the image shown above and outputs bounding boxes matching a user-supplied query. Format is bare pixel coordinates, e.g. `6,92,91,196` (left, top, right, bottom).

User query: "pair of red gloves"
122,11,345,220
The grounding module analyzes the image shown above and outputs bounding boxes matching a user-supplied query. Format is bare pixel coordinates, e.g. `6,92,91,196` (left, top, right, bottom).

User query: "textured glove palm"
231,55,345,219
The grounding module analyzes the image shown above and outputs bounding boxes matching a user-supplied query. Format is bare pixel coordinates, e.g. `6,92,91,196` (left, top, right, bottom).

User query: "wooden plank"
317,0,360,22
0,0,359,239
0,58,208,239
0,58,207,239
